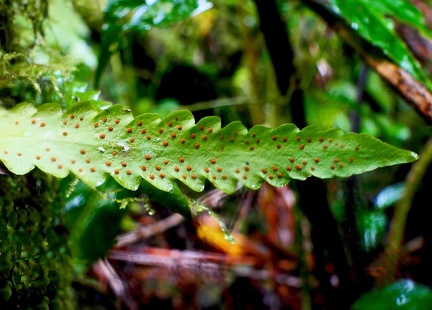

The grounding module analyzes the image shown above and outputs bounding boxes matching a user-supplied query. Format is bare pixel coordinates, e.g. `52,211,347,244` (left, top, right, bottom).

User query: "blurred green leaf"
356,209,387,252
352,279,432,310
329,0,432,90
95,0,213,87
60,176,132,265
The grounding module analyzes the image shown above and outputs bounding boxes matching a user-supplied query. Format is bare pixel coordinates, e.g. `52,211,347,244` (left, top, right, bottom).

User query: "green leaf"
329,0,432,89
356,209,387,252
95,0,212,87
352,279,432,310
0,102,418,193
61,176,131,264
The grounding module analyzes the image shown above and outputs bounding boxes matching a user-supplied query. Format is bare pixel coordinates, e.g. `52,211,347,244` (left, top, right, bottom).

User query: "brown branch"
302,0,432,124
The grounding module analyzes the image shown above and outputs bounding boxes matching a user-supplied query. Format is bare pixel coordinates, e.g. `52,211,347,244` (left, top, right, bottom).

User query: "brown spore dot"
220,135,224,140
272,166,278,171
217,167,222,172
159,173,165,178
194,143,200,149
130,138,135,143
163,141,169,146
163,160,169,165
171,133,176,138
230,137,235,142
244,139,249,144
187,165,192,171
330,165,335,170
282,137,288,142
269,174,274,180
167,121,173,127
182,174,187,180
108,126,113,131
102,117,107,123
40,122,46,127
99,133,105,139
262,168,267,174
115,119,120,124
311,166,315,171
328,138,333,143
307,137,312,143
121,162,127,167
57,164,63,169
244,166,250,171
74,124,80,129
277,144,281,149
349,157,354,163
3,151,8,154
150,173,155,179
62,131,68,136
333,158,340,163
289,157,295,163
80,117,84,121
14,121,19,125
36,155,41,160
141,165,147,171
126,128,132,133
208,128,213,133
158,128,164,134
80,149,86,155
212,175,217,180
323,145,328,150
126,170,132,175
62,120,67,125
112,151,117,156
146,135,151,140
314,158,320,163
17,152,22,157
250,146,255,151
296,136,301,141
31,119,36,124
106,161,112,167
299,144,305,150
51,157,56,162
210,158,216,164
177,125,182,130
174,166,180,172
355,146,360,151
252,133,256,137
295,164,302,170
137,121,143,126
339,163,344,168
79,168,84,173
90,167,96,172
235,168,240,173
192,174,197,179
302,161,307,166
204,167,210,173
256,139,260,143
145,154,152,160
70,114,75,119
45,147,50,152
156,165,161,171
242,175,247,180
286,166,292,171
181,139,186,144
277,173,283,178
179,157,185,163
199,125,205,131
202,135,208,141
190,133,196,139
71,159,76,164
141,129,146,134
86,159,91,164
272,135,277,141
114,169,119,174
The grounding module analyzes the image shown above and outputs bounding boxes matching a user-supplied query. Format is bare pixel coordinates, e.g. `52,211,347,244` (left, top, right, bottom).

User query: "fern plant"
0,101,418,194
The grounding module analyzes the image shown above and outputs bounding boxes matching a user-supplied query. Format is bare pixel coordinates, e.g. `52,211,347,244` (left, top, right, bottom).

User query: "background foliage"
1,0,432,309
